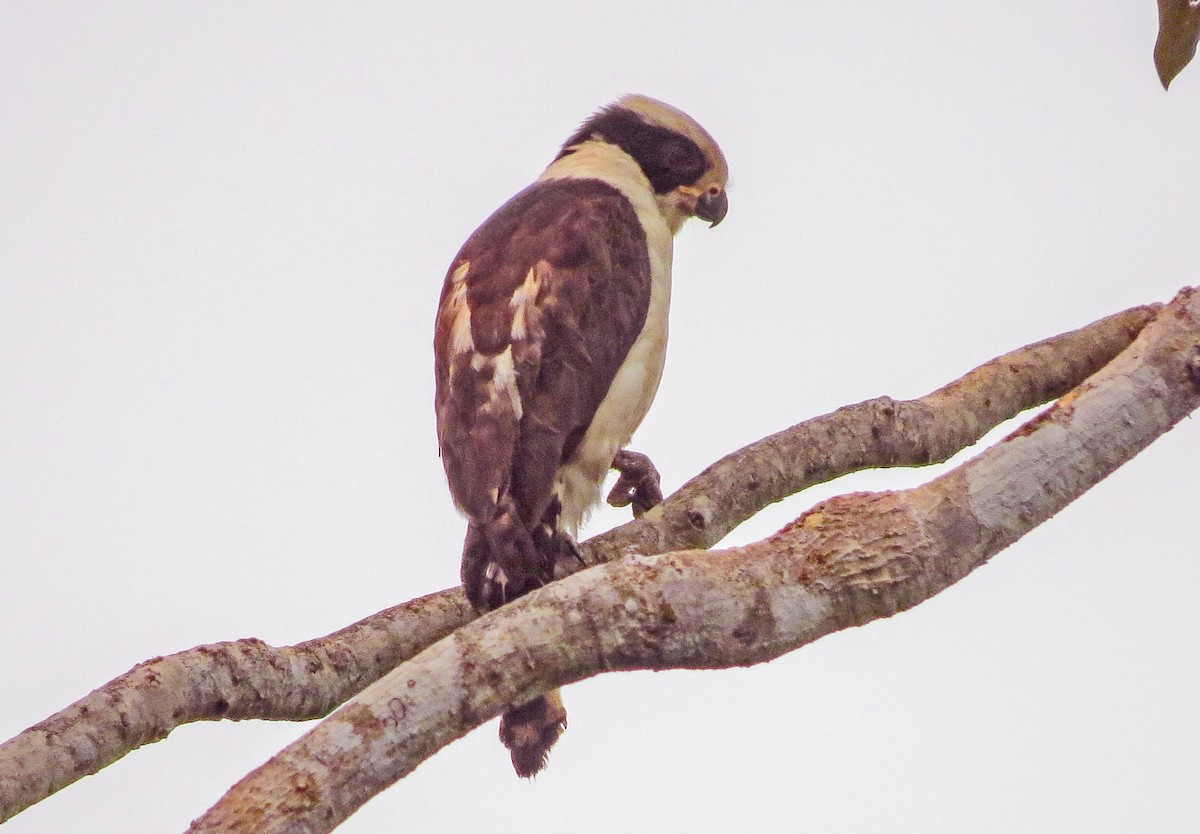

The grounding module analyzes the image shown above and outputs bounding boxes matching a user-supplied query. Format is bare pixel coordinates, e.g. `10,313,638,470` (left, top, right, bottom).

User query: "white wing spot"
491,345,523,421
509,265,542,341
472,346,524,422
446,264,474,355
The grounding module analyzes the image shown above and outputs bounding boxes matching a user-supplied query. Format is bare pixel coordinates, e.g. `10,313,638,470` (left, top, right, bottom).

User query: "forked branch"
186,288,1200,833
0,299,1175,827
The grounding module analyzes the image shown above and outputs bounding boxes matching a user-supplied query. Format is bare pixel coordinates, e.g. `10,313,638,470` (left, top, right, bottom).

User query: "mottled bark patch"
731,586,775,647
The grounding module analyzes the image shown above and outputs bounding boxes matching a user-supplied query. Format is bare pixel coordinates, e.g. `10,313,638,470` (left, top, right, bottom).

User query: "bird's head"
558,94,728,234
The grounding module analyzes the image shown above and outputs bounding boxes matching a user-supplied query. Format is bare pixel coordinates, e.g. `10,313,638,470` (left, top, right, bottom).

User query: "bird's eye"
707,184,721,195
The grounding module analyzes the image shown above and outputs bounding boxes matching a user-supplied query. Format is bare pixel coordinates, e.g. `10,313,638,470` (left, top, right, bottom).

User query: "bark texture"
587,303,1160,562
0,591,474,823
183,289,1199,833
0,299,1178,827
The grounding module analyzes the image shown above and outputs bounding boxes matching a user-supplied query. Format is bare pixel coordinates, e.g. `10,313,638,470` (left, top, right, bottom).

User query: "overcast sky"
2,2,1198,832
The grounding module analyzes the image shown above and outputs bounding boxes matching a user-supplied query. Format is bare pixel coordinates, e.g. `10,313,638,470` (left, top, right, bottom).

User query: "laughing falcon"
434,95,728,776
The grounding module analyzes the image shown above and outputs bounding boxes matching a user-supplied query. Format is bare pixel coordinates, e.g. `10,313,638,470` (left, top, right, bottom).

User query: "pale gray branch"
588,303,1160,562
0,592,474,823
0,301,1165,824
186,287,1200,834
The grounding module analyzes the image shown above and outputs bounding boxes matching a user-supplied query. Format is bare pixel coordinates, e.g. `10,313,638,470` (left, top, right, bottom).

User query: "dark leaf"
1155,0,1200,89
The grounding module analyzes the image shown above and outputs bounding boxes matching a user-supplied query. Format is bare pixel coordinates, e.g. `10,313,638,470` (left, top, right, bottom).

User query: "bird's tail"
460,506,550,611
461,513,569,777
499,689,567,778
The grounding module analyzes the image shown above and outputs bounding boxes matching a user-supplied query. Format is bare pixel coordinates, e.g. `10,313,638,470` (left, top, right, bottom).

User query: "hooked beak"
694,189,729,227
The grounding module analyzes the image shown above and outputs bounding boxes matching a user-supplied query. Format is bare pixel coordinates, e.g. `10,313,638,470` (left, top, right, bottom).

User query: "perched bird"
433,95,728,776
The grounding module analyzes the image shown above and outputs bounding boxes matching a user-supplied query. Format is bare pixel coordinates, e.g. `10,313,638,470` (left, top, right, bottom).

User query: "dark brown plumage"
433,95,728,776
434,179,651,610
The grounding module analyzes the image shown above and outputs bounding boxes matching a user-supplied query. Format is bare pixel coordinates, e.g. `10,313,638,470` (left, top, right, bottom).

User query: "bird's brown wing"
435,177,651,612
434,177,651,539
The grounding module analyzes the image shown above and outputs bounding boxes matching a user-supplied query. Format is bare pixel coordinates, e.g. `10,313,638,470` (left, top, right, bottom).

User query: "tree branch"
187,287,1200,834
587,302,1160,561
0,301,1164,824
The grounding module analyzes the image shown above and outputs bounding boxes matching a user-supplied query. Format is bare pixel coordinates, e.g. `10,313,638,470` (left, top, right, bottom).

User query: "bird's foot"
607,449,664,517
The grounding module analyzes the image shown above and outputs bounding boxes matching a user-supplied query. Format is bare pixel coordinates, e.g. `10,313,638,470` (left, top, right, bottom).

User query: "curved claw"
607,449,664,517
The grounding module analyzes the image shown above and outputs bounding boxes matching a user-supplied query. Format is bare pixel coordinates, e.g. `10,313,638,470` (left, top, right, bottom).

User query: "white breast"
538,143,675,534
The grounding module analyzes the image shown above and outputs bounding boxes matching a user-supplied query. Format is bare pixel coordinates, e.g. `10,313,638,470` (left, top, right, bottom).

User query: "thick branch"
187,288,1200,834
0,302,1161,823
586,302,1159,561
0,592,474,823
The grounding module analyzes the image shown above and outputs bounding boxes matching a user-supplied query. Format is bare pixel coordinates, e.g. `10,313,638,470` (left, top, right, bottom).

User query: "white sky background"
2,2,1198,832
